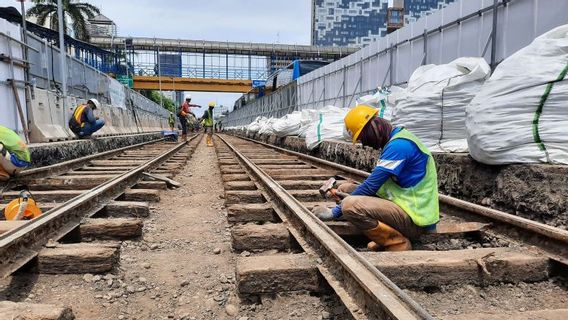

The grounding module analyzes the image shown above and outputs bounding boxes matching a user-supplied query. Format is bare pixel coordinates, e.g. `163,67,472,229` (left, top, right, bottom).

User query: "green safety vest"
376,129,439,226
203,109,214,127
0,125,31,163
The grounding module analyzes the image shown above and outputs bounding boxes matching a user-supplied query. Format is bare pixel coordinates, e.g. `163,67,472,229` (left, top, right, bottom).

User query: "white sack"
356,87,401,121
467,25,568,165
305,106,350,150
246,116,267,133
258,117,277,135
393,57,491,152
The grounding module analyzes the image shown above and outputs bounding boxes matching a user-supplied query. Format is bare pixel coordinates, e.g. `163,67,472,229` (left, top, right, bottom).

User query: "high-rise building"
311,0,455,47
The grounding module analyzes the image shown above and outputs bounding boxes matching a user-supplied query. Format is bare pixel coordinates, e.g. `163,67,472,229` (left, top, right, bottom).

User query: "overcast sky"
1,0,312,115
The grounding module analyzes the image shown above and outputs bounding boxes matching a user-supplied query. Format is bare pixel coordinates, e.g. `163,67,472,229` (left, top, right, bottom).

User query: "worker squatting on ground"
68,99,105,138
179,94,201,141
0,125,31,181
312,105,440,251
201,102,215,147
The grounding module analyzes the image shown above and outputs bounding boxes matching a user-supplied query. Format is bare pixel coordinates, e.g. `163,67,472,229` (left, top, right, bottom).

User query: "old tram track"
0,134,202,278
214,134,568,320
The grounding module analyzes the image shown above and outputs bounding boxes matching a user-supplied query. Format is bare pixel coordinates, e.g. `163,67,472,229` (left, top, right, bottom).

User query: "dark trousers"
178,116,188,135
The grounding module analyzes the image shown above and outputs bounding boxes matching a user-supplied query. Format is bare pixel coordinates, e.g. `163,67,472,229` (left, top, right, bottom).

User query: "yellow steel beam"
133,76,253,93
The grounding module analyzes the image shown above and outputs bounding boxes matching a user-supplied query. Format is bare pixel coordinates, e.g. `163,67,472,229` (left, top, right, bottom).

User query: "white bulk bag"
467,25,568,165
258,117,277,135
272,112,304,137
356,87,400,121
246,116,267,133
305,106,350,150
393,57,491,152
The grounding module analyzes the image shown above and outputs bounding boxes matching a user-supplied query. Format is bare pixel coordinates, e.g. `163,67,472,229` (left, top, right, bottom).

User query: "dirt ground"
0,139,337,320
408,279,568,319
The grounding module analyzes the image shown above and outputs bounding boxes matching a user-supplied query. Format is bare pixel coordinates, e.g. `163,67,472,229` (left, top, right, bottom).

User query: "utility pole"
57,0,67,114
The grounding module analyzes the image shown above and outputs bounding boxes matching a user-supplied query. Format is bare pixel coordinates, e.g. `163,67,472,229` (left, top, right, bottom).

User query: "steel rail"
16,137,166,180
232,135,568,247
218,135,432,320
0,134,198,278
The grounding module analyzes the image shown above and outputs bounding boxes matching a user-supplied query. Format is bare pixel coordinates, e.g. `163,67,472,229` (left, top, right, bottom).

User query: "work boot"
181,134,187,142
363,222,412,252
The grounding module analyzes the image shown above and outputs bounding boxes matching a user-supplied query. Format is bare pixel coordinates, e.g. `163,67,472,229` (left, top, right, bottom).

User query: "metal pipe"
57,0,67,116
490,0,499,70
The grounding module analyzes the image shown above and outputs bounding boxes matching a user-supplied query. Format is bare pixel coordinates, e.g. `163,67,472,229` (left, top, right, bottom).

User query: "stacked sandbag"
393,57,491,152
467,25,568,165
305,106,350,150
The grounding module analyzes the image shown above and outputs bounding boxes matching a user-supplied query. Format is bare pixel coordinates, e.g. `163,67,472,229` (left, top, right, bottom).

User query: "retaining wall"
228,130,567,229
29,132,162,167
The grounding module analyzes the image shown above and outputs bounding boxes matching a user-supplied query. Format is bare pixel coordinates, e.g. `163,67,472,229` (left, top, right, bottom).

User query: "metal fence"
224,0,568,127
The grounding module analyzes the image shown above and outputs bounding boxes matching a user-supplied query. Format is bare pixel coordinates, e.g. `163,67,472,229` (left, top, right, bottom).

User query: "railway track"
215,134,568,320
0,134,201,278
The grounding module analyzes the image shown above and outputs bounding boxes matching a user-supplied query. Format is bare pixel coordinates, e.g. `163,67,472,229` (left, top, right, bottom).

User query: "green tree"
142,90,177,113
26,0,100,41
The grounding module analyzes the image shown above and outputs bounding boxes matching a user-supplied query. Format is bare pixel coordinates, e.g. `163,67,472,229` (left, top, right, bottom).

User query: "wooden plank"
0,301,75,320
237,254,322,294
227,203,277,223
122,189,160,202
232,223,290,251
80,218,143,240
224,191,264,204
446,309,568,320
134,181,168,190
36,242,120,274
236,248,550,292
102,201,150,218
143,172,182,188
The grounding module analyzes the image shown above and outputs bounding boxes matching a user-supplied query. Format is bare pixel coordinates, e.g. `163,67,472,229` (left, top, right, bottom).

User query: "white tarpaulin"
305,106,350,150
393,57,491,152
467,25,568,165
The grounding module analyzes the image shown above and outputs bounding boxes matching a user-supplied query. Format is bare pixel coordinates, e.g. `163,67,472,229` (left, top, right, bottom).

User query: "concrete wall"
228,130,567,229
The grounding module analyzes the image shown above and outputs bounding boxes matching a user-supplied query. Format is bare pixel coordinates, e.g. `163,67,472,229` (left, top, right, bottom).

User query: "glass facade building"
311,0,456,47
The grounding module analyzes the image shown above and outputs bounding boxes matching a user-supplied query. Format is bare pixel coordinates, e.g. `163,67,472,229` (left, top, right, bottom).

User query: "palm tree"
26,0,100,41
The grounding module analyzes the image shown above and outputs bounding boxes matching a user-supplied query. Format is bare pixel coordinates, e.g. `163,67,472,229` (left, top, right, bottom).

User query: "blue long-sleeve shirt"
81,106,97,124
332,127,429,218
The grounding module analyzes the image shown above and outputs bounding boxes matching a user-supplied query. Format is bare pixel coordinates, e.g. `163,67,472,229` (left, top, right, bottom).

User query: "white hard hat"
88,98,101,109
185,94,192,100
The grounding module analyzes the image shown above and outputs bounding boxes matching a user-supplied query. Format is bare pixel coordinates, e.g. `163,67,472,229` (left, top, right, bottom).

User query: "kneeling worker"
0,125,31,181
312,105,439,251
69,99,105,138
201,102,215,146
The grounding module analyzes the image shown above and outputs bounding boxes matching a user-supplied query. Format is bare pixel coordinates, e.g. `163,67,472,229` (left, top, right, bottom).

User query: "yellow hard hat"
344,105,378,144
3,197,42,220
208,102,216,107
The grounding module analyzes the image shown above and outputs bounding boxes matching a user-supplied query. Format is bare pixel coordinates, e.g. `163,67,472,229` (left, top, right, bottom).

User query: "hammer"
319,177,349,203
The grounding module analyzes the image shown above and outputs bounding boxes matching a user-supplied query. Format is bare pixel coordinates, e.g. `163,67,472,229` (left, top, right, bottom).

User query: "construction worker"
178,94,201,141
201,102,215,146
0,125,31,181
312,105,439,251
168,111,175,131
69,99,105,138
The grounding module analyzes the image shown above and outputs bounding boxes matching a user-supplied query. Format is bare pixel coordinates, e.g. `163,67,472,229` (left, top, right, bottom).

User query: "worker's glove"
335,191,350,200
312,205,334,221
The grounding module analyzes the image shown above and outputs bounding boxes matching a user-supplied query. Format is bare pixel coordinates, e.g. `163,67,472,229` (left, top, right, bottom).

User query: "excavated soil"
0,139,342,320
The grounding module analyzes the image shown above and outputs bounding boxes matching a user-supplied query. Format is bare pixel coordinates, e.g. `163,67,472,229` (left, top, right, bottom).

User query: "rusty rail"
233,135,568,249
218,135,433,320
0,134,199,278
